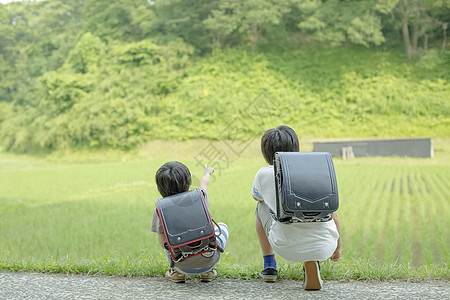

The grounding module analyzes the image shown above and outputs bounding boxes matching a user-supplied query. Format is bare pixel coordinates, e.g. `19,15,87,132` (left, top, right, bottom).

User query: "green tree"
38,72,92,114
0,55,16,102
65,33,105,74
0,5,14,58
204,0,291,50
153,0,219,53
81,0,148,42
0,4,23,102
391,0,450,58
0,6,15,102
294,0,386,47
5,0,82,105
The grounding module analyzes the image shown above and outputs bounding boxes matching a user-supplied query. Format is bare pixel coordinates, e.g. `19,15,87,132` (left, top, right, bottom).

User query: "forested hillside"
0,0,449,152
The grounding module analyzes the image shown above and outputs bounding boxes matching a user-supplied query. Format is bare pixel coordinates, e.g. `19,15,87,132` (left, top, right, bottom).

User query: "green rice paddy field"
0,139,449,279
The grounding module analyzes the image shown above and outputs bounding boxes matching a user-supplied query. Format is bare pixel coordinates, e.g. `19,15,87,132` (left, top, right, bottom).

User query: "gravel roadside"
1,271,448,300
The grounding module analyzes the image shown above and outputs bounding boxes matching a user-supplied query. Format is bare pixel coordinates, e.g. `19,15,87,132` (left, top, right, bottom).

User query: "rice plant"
0,143,449,279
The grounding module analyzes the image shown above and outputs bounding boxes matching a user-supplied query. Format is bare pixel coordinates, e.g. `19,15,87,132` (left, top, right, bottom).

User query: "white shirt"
253,165,339,262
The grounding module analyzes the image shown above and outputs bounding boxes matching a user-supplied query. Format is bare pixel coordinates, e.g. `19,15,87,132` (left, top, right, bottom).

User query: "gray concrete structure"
313,138,433,158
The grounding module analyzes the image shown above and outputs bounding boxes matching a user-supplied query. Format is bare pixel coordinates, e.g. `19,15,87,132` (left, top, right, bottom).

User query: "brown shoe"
165,268,185,283
303,261,322,290
200,268,217,282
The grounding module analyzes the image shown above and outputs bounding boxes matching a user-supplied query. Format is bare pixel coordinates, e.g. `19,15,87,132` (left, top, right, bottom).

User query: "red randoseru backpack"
155,188,220,262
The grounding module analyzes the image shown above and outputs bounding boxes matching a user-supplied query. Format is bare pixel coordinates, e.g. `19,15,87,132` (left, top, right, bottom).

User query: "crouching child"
150,161,229,283
253,126,342,290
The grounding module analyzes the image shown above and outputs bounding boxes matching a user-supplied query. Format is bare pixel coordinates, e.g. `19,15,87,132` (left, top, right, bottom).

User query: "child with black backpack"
252,126,342,290
150,161,229,283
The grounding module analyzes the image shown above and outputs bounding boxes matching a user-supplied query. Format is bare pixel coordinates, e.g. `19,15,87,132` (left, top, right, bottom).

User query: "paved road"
0,271,448,299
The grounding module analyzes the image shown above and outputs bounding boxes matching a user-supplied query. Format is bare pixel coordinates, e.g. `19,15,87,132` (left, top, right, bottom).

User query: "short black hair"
155,161,191,197
261,125,299,164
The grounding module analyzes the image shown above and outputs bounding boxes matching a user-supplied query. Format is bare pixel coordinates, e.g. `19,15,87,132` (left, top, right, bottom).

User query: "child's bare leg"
255,217,274,255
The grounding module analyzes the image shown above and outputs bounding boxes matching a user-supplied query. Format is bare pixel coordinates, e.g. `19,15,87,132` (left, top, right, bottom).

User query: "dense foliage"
0,0,449,152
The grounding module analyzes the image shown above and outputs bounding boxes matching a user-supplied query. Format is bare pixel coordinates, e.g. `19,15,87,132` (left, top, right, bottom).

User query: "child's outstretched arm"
331,212,342,261
199,164,214,192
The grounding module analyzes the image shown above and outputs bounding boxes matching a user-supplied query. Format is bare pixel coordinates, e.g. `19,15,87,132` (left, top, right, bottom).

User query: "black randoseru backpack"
155,188,220,262
273,152,339,223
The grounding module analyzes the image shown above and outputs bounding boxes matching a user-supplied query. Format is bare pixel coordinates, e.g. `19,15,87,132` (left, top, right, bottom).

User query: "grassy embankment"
1,45,449,152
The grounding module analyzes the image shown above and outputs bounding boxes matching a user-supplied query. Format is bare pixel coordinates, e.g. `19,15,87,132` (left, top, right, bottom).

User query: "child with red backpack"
150,162,228,283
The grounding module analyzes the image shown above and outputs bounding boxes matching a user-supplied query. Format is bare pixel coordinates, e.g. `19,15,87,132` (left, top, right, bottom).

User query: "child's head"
261,125,299,165
155,161,191,197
